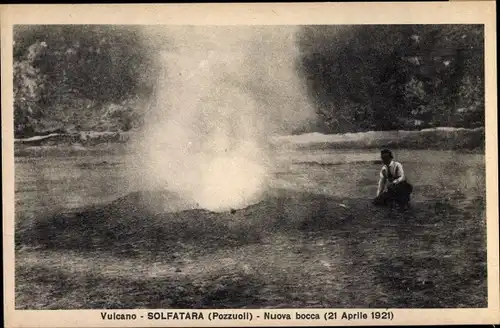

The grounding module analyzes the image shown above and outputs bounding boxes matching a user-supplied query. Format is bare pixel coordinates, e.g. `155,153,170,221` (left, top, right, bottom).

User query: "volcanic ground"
15,187,487,309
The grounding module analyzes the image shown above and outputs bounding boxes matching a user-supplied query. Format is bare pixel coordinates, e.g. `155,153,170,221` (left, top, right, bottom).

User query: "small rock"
320,260,331,268
175,268,182,272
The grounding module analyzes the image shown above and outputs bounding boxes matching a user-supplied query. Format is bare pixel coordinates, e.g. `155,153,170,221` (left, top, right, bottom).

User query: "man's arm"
377,170,386,196
392,162,406,184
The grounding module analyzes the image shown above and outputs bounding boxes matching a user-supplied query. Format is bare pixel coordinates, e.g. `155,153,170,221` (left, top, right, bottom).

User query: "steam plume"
130,26,315,212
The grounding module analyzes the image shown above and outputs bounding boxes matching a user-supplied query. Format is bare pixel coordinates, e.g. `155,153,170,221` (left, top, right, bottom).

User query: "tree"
297,24,484,133
13,25,158,136
13,41,47,137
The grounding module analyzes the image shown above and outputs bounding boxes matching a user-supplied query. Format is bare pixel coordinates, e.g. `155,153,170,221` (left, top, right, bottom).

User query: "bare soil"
14,148,487,309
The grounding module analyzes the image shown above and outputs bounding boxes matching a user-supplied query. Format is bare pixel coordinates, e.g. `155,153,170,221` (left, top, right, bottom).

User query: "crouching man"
372,149,413,209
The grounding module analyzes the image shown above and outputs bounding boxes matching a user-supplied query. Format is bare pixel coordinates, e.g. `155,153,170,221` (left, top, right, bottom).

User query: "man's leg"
404,183,413,208
385,185,400,208
394,182,411,208
372,195,386,206
373,191,389,206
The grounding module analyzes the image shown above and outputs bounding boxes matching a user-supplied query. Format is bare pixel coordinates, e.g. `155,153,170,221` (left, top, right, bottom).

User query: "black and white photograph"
2,3,498,326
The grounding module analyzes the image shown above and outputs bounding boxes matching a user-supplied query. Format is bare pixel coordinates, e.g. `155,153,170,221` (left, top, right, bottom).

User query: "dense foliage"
13,25,484,137
13,25,156,137
298,25,484,133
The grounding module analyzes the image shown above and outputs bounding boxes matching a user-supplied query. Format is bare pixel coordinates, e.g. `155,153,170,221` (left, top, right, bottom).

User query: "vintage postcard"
2,2,498,327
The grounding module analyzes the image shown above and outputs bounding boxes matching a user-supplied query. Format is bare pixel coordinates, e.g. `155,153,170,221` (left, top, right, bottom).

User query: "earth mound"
16,189,367,257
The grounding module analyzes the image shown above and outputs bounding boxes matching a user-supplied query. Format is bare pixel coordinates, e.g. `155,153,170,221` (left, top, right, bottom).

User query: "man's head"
380,149,393,165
